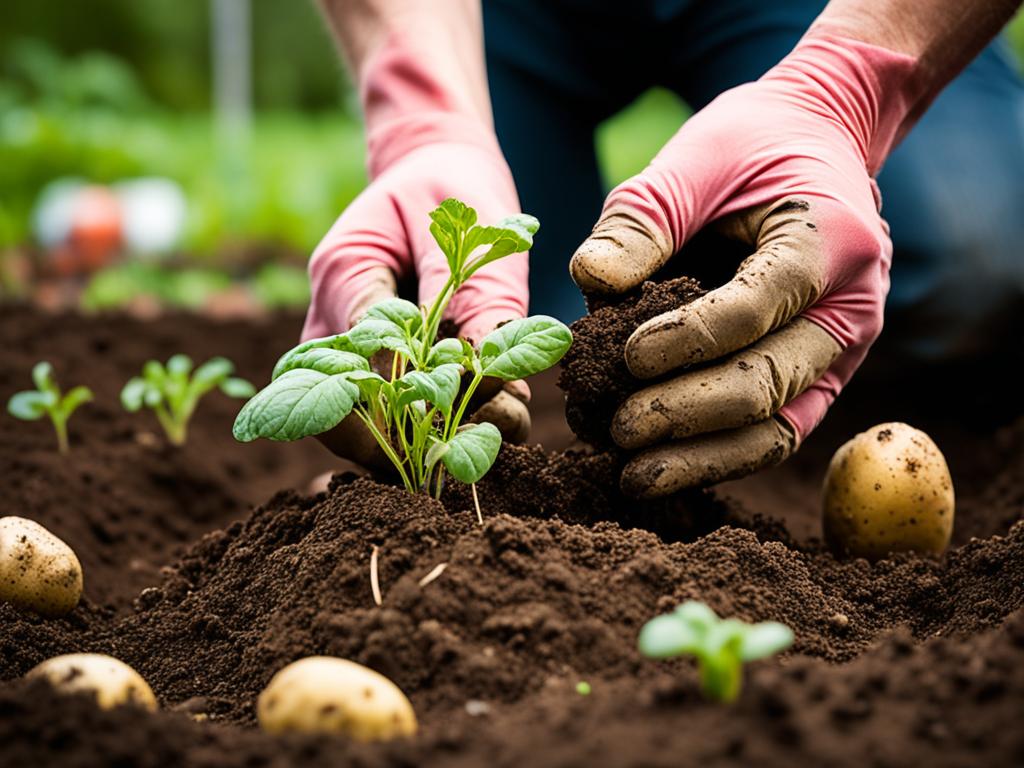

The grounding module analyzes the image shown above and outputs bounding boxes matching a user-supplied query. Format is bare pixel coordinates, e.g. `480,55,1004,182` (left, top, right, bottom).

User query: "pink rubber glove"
302,29,528,346
301,26,533,464
571,27,924,496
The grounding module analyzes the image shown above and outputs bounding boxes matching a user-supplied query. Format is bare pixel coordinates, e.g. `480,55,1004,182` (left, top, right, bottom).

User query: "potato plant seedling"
233,198,573,496
639,601,793,703
121,355,254,446
7,362,93,454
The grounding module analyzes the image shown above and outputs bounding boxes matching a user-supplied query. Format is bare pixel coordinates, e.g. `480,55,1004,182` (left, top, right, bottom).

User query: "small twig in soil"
418,562,448,588
472,483,483,526
370,545,382,606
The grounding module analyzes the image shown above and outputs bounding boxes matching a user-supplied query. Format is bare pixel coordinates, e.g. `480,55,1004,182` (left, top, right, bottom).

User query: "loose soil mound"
0,306,336,610
1,308,1023,767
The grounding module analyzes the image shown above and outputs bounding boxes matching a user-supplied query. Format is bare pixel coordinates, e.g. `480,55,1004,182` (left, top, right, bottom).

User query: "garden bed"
1,305,1022,767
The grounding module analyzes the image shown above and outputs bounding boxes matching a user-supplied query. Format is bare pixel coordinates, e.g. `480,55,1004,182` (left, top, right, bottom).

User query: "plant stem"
700,654,742,703
51,414,69,454
446,371,484,442
155,405,187,446
355,408,415,493
418,273,458,365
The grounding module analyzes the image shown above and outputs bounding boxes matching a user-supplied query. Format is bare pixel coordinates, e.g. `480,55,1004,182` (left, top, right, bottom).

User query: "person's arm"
303,0,533,465
821,0,1021,108
317,0,491,126
571,0,1023,497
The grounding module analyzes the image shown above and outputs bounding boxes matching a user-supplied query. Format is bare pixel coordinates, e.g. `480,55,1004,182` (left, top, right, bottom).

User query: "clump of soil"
558,277,704,447
0,306,337,611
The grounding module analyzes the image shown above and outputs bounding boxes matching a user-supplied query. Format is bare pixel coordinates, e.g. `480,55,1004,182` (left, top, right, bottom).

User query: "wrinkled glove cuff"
768,27,922,175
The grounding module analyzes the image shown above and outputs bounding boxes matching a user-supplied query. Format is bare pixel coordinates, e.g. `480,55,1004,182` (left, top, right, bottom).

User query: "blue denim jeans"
484,0,1024,363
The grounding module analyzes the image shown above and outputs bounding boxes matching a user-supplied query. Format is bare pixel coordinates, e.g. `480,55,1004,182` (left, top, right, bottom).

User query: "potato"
27,653,158,711
823,422,954,561
0,516,83,616
257,656,417,740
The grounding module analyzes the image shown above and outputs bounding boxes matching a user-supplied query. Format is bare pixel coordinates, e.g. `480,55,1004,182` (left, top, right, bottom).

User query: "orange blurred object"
68,186,123,273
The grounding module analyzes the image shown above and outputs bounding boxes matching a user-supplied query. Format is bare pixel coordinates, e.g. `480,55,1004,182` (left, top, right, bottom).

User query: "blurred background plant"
1,1,1022,312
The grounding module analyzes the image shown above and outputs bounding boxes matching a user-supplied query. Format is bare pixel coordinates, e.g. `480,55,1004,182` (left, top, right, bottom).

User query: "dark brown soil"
559,277,704,447
1,307,1023,767
0,305,336,610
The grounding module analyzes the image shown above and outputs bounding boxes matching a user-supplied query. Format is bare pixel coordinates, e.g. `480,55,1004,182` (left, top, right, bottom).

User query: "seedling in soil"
233,198,573,497
638,601,793,703
7,362,93,454
121,355,254,446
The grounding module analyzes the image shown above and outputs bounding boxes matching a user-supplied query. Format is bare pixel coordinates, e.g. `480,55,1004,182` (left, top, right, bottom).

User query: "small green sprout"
233,199,573,498
575,681,592,696
121,355,254,446
7,362,92,454
638,601,793,703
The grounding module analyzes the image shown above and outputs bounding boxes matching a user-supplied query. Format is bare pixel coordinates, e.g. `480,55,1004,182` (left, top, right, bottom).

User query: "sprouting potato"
27,653,158,711
0,516,83,616
257,656,417,741
823,422,954,561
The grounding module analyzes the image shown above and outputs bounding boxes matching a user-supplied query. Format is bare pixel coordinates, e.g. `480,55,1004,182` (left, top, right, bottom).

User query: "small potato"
258,656,417,741
823,422,954,561
28,653,158,711
0,516,83,616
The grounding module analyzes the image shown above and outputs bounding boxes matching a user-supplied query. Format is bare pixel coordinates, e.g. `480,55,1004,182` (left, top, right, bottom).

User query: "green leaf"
739,622,794,661
60,386,93,416
273,348,370,378
638,614,699,659
429,198,478,272
220,377,256,399
479,316,573,380
167,354,193,377
143,387,163,408
142,360,166,386
675,601,719,631
32,361,55,392
120,377,148,411
342,369,389,402
192,357,234,388
365,298,423,335
232,368,359,442
7,390,52,420
462,214,539,276
424,439,449,476
347,318,413,358
440,422,501,484
426,338,466,367
396,363,462,415
271,335,359,380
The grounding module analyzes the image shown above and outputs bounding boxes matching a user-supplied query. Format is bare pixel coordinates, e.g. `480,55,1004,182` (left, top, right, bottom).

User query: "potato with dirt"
823,422,954,561
28,653,158,711
257,656,417,740
0,516,83,616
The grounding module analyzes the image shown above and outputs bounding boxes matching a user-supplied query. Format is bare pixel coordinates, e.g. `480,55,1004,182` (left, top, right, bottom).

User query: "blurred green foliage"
1,5,1022,264
0,0,344,111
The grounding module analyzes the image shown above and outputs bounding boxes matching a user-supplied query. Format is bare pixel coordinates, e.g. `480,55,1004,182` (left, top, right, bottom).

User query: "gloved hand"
303,29,531,466
571,27,921,497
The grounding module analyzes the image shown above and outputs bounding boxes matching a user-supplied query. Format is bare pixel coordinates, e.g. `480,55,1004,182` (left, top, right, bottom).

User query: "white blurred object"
114,177,188,256
32,177,187,261
32,178,85,248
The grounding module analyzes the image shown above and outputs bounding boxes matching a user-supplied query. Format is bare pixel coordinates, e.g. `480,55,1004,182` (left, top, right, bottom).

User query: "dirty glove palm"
571,30,919,497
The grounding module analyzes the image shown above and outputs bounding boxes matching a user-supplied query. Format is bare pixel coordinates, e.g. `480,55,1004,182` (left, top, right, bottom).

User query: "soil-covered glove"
570,28,921,497
302,30,531,465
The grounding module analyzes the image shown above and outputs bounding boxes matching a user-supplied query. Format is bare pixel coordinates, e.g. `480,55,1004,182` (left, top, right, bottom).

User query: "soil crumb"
558,277,704,447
